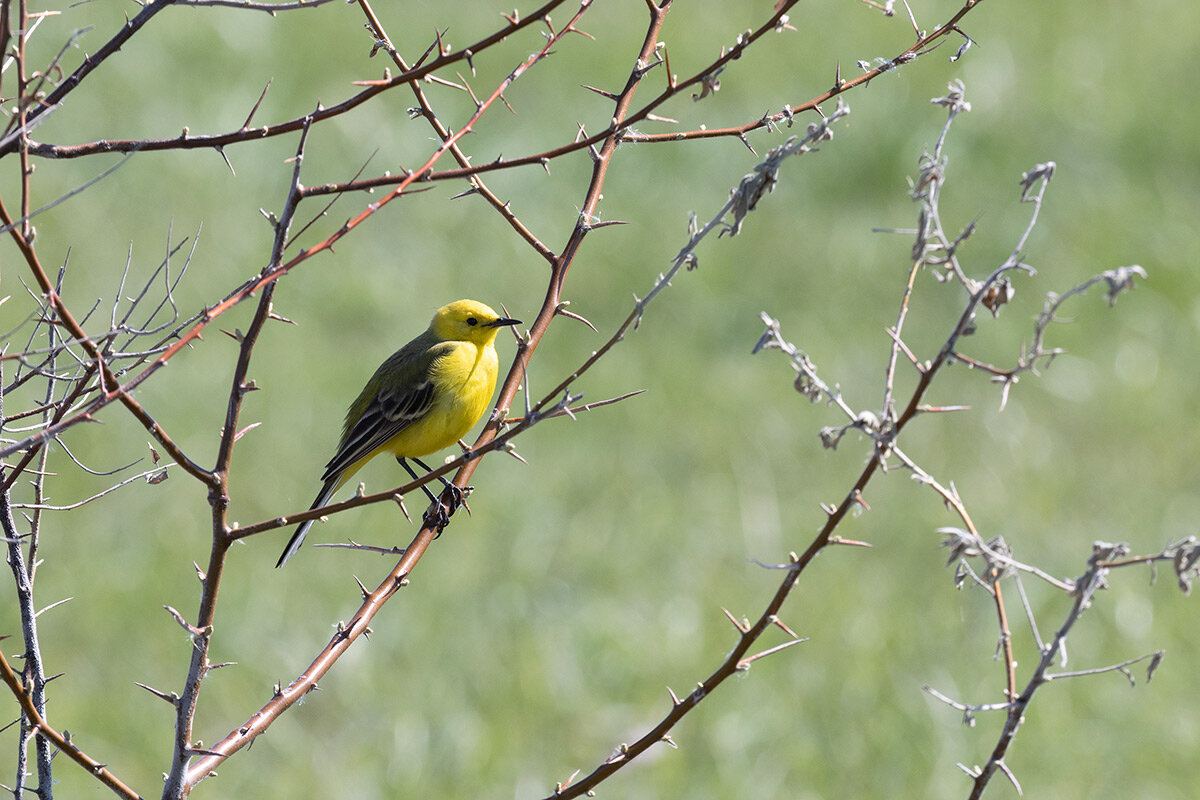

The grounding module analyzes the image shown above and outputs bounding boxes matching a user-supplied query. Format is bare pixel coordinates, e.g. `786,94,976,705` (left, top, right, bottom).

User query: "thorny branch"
929,536,1169,800
189,9,856,794
1,0,1165,798
0,644,142,800
754,83,1153,798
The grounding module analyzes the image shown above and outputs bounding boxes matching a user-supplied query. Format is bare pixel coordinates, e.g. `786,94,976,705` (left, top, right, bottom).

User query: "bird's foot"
423,502,452,534
423,484,472,534
443,482,472,514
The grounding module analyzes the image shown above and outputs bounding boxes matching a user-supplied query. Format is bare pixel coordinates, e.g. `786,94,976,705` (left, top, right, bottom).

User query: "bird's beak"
488,317,521,328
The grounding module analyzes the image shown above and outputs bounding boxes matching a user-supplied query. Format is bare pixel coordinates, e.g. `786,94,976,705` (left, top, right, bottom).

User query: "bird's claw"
423,502,452,533
446,483,466,508
423,484,472,534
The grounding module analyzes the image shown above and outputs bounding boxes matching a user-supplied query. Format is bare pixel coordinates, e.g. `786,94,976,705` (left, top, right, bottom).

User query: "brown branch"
306,0,983,198
993,582,1017,702
175,0,337,10
353,0,556,265
0,0,180,157
623,0,985,144
0,195,213,486
466,0,674,499
305,0,806,196
19,0,574,160
160,117,315,800
0,642,143,800
179,6,600,790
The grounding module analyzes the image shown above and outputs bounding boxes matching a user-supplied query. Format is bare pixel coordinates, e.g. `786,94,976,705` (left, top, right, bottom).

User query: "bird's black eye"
466,317,478,326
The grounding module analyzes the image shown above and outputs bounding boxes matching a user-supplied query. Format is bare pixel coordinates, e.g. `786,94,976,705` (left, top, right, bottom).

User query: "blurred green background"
2,0,1198,797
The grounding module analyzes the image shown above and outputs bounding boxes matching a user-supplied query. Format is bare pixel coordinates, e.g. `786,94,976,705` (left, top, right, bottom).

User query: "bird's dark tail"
276,478,339,568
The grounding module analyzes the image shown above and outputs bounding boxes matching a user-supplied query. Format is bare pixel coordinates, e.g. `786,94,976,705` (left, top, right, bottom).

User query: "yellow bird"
276,299,520,567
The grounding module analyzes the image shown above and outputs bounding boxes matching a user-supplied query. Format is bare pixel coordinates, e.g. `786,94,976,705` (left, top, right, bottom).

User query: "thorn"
215,146,235,176
424,73,467,92
353,574,370,599
135,682,181,705
392,493,411,524
736,638,808,669
555,769,581,794
576,122,600,162
187,745,223,758
33,597,72,618
589,218,629,229
352,76,392,88
163,605,207,637
458,72,481,108
738,133,757,155
501,441,528,464
411,35,437,69
667,685,682,706
555,301,598,332
242,77,273,130
633,54,663,79
769,615,800,639
581,84,618,100
721,606,749,633
885,326,924,371
902,0,921,37
828,536,874,548
233,422,261,443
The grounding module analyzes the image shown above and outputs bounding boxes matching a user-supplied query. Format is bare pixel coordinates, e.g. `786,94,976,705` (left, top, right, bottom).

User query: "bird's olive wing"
319,344,449,482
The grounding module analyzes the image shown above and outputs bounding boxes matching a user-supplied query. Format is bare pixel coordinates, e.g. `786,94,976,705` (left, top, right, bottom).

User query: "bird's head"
431,299,521,344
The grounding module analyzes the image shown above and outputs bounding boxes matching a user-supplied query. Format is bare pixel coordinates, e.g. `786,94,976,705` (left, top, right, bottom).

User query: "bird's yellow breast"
380,339,498,459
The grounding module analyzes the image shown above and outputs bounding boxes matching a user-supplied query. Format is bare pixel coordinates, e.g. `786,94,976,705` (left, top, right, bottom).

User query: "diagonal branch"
0,643,143,800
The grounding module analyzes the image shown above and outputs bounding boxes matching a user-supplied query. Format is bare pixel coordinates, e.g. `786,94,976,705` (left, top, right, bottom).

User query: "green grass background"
2,0,1198,798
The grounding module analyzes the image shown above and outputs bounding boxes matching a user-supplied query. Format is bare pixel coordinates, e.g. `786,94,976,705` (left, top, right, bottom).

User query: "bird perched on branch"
276,299,520,567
